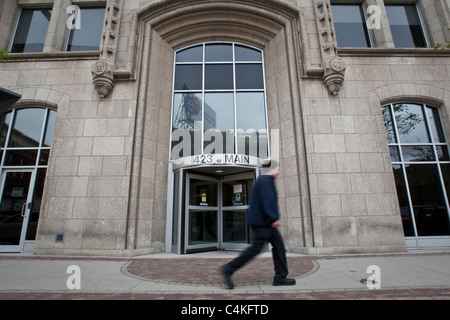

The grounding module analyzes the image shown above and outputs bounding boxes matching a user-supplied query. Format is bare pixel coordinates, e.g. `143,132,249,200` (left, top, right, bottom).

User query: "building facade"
0,0,449,256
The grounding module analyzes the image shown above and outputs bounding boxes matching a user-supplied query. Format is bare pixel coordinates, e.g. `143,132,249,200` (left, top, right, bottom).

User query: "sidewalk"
1,251,450,300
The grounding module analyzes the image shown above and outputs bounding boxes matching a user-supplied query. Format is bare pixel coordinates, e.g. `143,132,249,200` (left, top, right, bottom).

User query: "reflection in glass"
386,4,427,48
382,106,396,144
9,108,46,148
236,92,266,131
394,104,429,144
235,45,262,61
11,9,51,53
401,145,435,162
189,210,217,245
66,8,105,51
205,44,233,61
331,4,371,47
176,45,203,62
406,165,450,236
389,146,400,162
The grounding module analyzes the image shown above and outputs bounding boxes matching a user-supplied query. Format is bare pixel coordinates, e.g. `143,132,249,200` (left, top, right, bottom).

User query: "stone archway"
124,0,313,253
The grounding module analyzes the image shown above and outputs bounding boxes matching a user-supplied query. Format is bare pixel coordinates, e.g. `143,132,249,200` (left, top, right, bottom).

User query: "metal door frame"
0,168,36,253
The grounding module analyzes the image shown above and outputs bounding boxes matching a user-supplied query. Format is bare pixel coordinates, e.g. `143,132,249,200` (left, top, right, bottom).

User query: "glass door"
185,174,219,253
0,169,35,252
221,173,254,251
184,171,255,253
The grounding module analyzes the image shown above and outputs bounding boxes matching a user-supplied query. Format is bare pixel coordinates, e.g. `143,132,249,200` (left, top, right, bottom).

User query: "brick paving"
125,256,316,286
1,288,450,300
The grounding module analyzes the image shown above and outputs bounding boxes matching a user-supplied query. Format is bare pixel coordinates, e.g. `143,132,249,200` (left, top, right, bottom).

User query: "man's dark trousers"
223,225,288,279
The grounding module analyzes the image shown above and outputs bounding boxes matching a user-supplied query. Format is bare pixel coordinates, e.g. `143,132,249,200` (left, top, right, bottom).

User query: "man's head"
262,160,279,179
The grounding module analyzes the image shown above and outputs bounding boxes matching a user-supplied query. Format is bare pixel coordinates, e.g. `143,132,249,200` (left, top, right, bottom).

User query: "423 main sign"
172,154,270,168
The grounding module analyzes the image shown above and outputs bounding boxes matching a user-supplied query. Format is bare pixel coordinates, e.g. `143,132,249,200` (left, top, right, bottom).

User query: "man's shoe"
218,266,235,290
273,276,296,286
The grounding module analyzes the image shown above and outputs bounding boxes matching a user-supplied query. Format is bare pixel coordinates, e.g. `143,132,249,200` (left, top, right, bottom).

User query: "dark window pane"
189,210,217,245
401,145,435,162
0,172,32,245
174,65,202,90
39,149,50,165
26,168,47,240
235,64,264,89
436,146,450,161
205,64,233,90
392,165,415,236
393,104,430,143
9,108,46,148
441,165,450,210
331,5,370,47
235,45,262,61
386,5,427,48
176,45,203,62
67,8,105,51
406,165,450,236
4,149,38,166
11,9,51,53
205,44,232,62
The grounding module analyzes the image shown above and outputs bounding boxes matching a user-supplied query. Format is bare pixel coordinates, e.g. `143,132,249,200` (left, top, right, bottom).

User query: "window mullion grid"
422,104,450,225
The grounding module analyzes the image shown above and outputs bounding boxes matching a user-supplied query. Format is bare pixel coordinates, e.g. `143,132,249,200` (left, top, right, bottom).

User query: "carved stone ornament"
323,56,346,96
91,61,115,99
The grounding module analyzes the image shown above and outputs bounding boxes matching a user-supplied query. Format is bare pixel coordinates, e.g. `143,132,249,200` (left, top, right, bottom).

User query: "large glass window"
66,7,105,51
382,103,450,237
0,108,56,167
171,43,268,160
331,4,371,47
11,9,52,53
385,4,428,48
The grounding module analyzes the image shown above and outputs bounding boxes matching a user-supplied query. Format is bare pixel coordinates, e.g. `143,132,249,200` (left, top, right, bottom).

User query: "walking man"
219,165,296,289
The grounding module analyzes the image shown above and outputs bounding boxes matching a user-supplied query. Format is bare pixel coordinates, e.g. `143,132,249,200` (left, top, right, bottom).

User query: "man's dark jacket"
246,174,279,227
